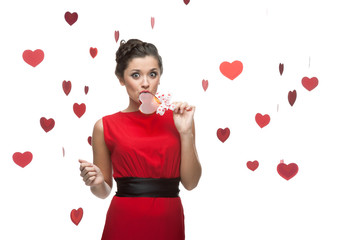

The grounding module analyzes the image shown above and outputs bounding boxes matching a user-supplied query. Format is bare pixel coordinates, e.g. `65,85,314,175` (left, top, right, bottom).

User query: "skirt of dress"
101,196,185,240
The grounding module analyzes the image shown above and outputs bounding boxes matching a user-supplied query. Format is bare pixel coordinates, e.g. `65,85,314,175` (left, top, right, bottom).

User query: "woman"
79,39,202,240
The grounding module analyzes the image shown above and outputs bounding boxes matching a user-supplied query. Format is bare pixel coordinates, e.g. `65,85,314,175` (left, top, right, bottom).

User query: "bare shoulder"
94,118,104,131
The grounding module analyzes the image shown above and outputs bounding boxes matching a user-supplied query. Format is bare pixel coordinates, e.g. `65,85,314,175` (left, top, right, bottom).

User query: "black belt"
115,177,180,198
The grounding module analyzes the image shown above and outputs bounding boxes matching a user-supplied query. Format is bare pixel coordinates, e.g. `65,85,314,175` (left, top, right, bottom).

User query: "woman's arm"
179,118,202,190
79,119,113,199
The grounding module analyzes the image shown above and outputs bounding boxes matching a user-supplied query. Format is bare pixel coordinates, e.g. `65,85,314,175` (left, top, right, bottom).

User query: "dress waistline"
115,177,180,198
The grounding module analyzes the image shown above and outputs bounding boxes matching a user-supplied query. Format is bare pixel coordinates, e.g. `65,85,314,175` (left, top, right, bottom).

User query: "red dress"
101,109,185,240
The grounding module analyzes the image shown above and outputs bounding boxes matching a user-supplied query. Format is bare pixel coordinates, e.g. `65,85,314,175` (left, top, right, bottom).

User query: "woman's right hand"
79,159,105,186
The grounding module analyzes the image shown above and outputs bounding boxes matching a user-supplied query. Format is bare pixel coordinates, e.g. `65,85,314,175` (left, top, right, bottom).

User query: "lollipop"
139,92,175,115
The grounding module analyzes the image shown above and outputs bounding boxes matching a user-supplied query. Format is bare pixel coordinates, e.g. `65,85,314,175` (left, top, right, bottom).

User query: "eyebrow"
130,68,159,72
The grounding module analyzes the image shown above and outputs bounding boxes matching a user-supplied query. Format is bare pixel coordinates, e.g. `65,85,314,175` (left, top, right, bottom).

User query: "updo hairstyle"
115,39,163,80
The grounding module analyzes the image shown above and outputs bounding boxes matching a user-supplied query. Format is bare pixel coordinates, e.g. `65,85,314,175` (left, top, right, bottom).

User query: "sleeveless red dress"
101,109,185,240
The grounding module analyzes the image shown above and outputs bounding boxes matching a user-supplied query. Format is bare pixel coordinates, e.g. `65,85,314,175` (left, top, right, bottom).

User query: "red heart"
73,103,86,118
40,117,55,132
62,80,71,96
70,208,83,226
279,63,284,75
90,47,98,58
202,79,208,91
151,17,155,29
114,30,119,43
23,49,44,67
288,90,297,106
277,162,298,180
255,113,270,128
247,160,259,171
217,128,230,143
13,152,33,168
220,60,243,80
302,77,318,91
64,11,78,26
88,136,92,146
84,86,89,95
184,0,190,5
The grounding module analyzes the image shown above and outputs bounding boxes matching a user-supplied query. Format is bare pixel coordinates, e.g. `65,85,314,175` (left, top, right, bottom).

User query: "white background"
1,0,361,239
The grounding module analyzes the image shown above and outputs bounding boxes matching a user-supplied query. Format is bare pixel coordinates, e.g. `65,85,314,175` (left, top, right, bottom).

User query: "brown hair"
115,39,163,80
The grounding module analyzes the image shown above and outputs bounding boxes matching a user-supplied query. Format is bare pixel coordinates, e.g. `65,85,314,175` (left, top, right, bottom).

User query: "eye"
131,73,140,79
150,72,158,78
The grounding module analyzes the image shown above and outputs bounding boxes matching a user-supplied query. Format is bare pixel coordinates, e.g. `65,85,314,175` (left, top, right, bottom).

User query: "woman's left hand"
172,102,195,135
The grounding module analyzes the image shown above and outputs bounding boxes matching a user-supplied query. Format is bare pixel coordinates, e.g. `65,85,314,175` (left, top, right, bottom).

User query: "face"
119,55,161,108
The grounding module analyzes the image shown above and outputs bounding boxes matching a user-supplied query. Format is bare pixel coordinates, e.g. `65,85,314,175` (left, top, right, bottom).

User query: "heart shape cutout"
64,11,78,26
288,90,297,106
217,127,230,143
40,117,55,132
70,208,83,226
151,17,155,29
302,77,318,91
23,49,44,67
62,80,71,96
247,160,259,171
13,152,33,168
220,60,243,80
202,79,208,91
279,63,284,75
255,113,270,128
139,92,161,114
73,103,86,118
90,47,97,58
277,162,298,180
114,30,119,43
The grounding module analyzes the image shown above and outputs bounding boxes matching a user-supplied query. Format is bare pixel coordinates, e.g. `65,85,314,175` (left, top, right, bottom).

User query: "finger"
84,171,97,182
85,176,96,186
80,166,96,177
79,161,93,171
179,102,188,113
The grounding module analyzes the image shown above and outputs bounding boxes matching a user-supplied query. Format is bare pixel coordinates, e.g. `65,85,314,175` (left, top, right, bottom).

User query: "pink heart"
151,17,155,29
255,113,270,128
13,152,33,168
139,92,160,114
220,60,243,80
114,31,119,43
90,47,97,58
23,49,44,67
64,11,78,26
202,79,208,91
73,103,86,118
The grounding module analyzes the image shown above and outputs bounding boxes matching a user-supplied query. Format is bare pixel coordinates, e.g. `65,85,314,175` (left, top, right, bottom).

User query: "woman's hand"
79,159,105,187
172,102,195,134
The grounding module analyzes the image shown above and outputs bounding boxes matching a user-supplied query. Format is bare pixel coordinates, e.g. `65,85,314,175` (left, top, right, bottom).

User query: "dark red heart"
277,162,298,180
73,103,86,118
13,152,33,168
184,0,190,5
62,80,71,96
88,136,92,146
70,208,83,226
64,11,78,26
288,90,297,106
247,160,259,171
84,86,89,95
23,49,44,67
302,77,318,91
220,61,243,80
90,47,98,58
40,117,55,132
217,128,230,143
279,63,284,75
255,113,270,128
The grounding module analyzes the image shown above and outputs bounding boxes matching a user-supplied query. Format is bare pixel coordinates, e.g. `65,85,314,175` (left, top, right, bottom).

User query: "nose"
141,75,150,88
